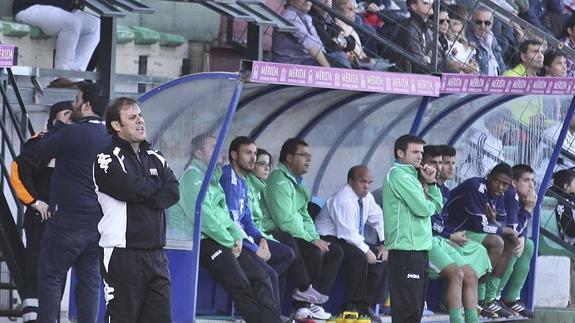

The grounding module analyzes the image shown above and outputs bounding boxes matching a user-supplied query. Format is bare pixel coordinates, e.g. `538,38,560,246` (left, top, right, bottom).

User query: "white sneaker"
292,307,313,320
292,285,329,304
309,304,331,320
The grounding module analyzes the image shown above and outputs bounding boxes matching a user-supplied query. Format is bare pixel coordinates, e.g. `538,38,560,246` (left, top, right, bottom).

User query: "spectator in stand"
10,101,73,323
503,39,545,76
219,137,295,313
562,14,575,77
94,98,180,322
272,0,332,67
12,0,100,88
315,165,387,323
393,0,434,73
309,0,355,68
331,0,393,70
542,49,567,77
436,7,451,72
34,83,110,323
171,134,282,323
262,138,343,321
446,5,479,74
466,7,506,75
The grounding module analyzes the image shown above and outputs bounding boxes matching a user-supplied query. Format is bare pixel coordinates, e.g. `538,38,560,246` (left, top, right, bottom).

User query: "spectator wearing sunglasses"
393,0,435,73
466,7,506,75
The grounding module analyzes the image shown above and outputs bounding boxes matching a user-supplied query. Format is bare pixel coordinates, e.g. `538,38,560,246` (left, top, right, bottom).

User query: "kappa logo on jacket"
97,153,112,173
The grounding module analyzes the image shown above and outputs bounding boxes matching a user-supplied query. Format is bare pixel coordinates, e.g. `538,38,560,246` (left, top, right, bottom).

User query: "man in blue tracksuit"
219,136,294,314
34,83,110,323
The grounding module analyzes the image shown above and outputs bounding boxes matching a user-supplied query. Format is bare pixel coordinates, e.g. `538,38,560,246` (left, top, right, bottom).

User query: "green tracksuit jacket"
383,162,443,251
168,159,242,247
262,163,320,242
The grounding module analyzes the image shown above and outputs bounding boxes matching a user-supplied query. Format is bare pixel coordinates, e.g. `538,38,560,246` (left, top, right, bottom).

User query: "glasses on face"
292,152,312,159
439,18,450,24
475,19,492,26
255,161,271,168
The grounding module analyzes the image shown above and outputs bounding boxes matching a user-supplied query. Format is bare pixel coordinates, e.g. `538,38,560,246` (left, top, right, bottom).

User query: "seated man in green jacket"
262,138,343,321
383,135,443,323
169,134,281,323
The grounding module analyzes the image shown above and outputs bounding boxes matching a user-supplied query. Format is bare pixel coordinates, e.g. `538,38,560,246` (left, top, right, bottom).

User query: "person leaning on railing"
272,0,332,67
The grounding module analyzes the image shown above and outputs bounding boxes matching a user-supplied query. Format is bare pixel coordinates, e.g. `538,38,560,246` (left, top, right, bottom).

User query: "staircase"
0,46,36,319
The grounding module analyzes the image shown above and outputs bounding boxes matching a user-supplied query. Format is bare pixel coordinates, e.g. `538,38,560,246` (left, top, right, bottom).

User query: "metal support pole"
410,96,431,135
189,80,244,320
246,22,263,61
526,95,575,309
98,16,117,101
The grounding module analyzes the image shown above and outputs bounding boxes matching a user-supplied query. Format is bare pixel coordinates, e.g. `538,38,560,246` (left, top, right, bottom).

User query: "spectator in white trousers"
13,0,100,87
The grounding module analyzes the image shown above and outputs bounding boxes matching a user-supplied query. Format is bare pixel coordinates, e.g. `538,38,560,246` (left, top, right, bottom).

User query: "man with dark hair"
393,0,434,73
422,145,489,323
383,134,442,323
497,164,536,318
444,163,518,318
263,138,343,320
171,134,282,323
220,136,295,312
315,165,387,323
34,83,111,323
503,40,545,77
10,101,72,323
94,97,179,322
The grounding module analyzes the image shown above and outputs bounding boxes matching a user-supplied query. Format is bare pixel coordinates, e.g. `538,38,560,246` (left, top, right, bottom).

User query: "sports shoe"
480,299,513,318
309,304,331,320
422,301,434,316
505,299,535,318
292,307,313,320
478,300,499,319
292,285,329,304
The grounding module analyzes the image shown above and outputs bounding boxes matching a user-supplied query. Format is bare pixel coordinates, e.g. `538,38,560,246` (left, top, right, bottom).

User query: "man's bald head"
347,165,373,198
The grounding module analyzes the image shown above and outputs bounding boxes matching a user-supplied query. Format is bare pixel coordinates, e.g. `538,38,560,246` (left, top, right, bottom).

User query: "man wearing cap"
34,83,111,323
10,101,73,323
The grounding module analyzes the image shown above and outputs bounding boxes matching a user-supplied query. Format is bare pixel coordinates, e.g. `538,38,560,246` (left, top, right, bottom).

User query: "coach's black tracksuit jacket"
93,135,179,249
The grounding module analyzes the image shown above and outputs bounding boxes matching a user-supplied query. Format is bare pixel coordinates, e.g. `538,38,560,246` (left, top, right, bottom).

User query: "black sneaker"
484,299,514,318
505,299,535,318
478,300,499,319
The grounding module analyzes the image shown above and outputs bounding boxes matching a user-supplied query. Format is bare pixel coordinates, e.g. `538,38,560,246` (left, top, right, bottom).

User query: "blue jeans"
37,221,101,323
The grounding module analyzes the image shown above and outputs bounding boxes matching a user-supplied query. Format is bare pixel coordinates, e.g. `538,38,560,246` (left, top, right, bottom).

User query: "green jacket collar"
278,163,304,186
393,160,418,176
